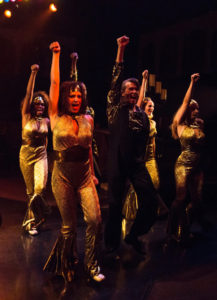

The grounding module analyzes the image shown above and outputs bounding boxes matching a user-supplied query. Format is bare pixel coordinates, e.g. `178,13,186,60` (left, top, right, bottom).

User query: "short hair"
30,91,49,118
121,78,140,94
59,81,88,115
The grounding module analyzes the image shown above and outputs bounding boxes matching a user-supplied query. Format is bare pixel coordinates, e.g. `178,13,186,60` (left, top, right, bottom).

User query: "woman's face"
33,97,45,117
67,90,82,114
189,103,199,120
145,100,154,116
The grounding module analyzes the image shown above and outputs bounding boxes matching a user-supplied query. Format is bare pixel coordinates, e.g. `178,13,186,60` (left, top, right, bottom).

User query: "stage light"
4,9,12,18
49,3,57,12
0,0,4,4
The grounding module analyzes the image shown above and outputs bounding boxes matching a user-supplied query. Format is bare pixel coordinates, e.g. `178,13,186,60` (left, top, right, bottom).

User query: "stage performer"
43,42,105,293
122,71,168,238
168,73,205,244
104,36,159,255
20,64,50,236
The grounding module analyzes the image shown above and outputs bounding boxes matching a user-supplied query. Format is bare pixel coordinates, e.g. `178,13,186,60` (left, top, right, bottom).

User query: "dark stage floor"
1,174,217,300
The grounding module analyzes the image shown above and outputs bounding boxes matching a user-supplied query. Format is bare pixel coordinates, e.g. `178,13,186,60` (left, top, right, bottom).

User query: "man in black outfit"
104,36,159,254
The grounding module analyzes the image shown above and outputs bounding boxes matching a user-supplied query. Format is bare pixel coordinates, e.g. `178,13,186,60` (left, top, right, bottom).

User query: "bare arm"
116,35,129,63
22,64,39,128
86,115,99,185
136,70,148,108
173,73,200,126
49,41,61,128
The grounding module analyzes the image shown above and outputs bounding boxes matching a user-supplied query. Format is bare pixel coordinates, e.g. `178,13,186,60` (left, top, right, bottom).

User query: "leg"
20,159,35,231
168,163,189,243
78,179,105,281
44,162,77,283
129,164,158,238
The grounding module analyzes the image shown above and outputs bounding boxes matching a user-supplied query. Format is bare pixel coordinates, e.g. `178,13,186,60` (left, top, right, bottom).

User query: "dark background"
0,0,217,199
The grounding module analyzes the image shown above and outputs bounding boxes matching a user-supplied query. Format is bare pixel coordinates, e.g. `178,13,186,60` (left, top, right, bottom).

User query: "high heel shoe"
87,266,105,283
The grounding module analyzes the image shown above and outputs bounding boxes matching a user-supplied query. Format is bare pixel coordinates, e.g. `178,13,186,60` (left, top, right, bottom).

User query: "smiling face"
121,81,139,105
33,96,45,117
67,89,82,114
144,99,154,116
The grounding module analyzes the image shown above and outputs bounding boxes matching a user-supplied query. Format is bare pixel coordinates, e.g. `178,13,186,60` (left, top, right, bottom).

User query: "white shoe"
92,273,105,282
28,228,38,236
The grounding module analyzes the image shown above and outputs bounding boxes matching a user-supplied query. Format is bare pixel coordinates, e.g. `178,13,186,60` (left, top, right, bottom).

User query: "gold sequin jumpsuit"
43,114,102,281
168,124,205,242
122,118,160,237
20,117,49,230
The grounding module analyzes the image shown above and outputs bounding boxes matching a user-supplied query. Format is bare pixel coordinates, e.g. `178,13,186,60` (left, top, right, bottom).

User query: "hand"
191,73,200,83
31,64,39,72
49,41,61,53
92,175,99,185
117,35,130,47
70,52,79,61
142,70,148,80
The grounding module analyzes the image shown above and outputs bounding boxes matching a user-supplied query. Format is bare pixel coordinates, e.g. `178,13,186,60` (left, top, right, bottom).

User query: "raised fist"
117,35,130,47
31,64,39,72
49,41,61,53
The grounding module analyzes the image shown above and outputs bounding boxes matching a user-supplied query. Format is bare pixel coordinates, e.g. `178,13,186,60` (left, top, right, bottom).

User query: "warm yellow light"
4,10,12,18
0,0,4,4
49,3,57,12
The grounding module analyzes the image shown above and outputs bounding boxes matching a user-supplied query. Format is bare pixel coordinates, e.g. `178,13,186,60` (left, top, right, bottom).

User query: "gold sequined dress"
43,114,102,281
19,117,49,231
168,124,205,242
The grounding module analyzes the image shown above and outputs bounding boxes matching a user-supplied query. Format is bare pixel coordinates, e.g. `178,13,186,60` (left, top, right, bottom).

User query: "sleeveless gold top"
177,125,205,167
145,119,157,161
53,115,92,151
20,118,48,164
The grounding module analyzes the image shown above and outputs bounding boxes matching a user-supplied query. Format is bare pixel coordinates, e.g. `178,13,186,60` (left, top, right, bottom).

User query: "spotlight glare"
4,9,12,18
49,3,57,12
0,0,3,4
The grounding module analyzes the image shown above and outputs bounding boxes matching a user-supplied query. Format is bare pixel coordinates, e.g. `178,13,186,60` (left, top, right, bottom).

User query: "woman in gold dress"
122,70,164,238
20,64,50,236
168,73,205,244
43,42,105,291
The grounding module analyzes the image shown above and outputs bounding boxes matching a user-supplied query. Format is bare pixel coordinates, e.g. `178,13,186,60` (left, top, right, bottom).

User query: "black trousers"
104,160,158,249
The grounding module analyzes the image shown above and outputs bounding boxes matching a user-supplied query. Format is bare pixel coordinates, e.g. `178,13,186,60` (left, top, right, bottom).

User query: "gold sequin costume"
122,118,160,237
20,117,49,231
168,124,205,242
43,114,102,281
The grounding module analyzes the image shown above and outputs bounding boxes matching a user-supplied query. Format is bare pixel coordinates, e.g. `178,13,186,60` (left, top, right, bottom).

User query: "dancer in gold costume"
122,71,166,238
43,42,105,292
168,73,205,244
20,64,50,236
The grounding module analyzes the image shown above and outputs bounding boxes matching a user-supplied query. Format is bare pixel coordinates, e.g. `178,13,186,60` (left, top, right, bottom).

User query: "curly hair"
58,81,88,115
21,91,49,118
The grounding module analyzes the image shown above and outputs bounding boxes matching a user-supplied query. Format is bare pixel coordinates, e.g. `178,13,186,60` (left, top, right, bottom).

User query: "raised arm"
107,36,129,126
49,41,61,125
136,70,148,108
70,52,78,81
21,64,39,128
173,73,200,126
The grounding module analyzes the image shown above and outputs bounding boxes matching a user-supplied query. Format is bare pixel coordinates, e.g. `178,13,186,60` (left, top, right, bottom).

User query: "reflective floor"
1,174,217,300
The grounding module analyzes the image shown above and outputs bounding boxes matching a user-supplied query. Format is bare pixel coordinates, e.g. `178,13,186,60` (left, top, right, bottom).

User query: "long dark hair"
21,90,49,118
59,81,88,115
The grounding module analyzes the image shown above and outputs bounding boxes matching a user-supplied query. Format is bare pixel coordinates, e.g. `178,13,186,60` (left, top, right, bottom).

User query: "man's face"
121,82,139,104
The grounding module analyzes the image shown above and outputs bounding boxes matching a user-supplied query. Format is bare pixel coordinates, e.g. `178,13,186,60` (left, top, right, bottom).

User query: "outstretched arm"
107,36,130,126
116,35,129,63
22,64,39,128
174,73,200,126
49,41,61,126
136,69,148,108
